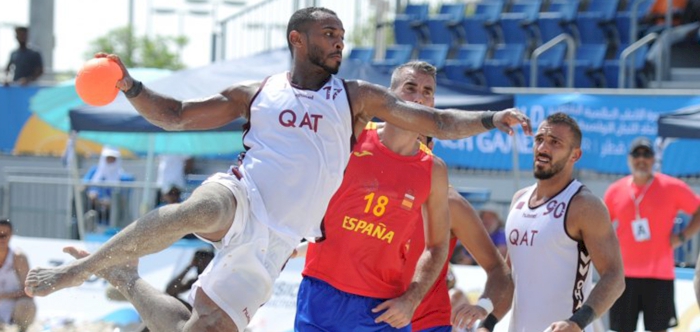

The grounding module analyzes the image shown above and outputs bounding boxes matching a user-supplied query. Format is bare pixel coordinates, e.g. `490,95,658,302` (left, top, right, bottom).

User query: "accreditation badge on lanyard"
630,178,654,242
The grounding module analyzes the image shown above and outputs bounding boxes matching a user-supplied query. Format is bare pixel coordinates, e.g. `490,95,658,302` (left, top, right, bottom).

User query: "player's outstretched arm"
545,190,625,332
448,187,513,330
94,53,258,131
346,80,531,140
373,157,451,329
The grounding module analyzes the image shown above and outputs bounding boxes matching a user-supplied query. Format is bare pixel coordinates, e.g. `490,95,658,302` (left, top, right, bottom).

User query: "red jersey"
303,123,434,299
604,173,700,279
403,222,458,331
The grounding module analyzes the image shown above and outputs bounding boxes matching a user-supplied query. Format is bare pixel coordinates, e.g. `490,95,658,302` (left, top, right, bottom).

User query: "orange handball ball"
75,58,123,106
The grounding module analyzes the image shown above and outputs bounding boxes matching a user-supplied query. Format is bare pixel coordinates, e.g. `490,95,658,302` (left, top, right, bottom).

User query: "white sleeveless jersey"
506,180,593,332
240,72,353,240
0,248,21,323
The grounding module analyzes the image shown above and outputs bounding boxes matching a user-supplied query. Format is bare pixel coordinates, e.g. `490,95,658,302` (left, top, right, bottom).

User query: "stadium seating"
615,0,655,44
381,0,660,89
443,44,489,86
425,3,467,48
497,0,542,54
603,42,652,88
520,43,567,87
565,43,608,88
393,3,430,48
482,44,527,87
347,47,374,63
574,0,620,45
416,44,451,71
458,1,505,48
371,44,413,73
536,0,580,44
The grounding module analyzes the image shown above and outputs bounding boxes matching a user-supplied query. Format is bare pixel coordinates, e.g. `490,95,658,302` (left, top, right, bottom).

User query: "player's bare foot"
62,246,138,288
24,256,92,297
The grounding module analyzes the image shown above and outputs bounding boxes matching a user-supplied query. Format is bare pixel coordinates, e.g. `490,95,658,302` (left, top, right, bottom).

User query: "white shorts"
190,172,297,329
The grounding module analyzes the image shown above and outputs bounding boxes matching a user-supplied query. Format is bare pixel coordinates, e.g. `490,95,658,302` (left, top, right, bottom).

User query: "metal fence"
215,0,399,60
3,166,156,239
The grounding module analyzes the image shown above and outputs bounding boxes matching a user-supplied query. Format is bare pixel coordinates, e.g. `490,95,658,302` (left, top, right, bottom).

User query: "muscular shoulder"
345,79,392,117
344,79,377,95
431,155,448,175
570,187,606,213
509,187,529,209
220,81,260,102
218,81,262,118
567,187,611,239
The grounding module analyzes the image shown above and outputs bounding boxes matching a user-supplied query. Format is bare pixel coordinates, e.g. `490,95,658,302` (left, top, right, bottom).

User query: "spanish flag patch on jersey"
401,193,415,210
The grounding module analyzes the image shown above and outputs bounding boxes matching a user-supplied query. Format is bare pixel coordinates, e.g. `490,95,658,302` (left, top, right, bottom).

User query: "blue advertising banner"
0,86,42,153
433,94,700,176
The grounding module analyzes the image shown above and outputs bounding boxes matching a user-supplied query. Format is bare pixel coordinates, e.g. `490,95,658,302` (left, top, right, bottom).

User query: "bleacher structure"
348,0,687,89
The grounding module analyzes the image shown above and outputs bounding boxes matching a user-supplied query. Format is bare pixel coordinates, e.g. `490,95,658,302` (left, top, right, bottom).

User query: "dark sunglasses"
630,150,654,159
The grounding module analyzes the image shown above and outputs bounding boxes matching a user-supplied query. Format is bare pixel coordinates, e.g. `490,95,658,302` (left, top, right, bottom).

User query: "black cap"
629,137,654,154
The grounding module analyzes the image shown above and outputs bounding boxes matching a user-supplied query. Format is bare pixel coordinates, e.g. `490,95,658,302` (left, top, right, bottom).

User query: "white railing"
530,33,576,88
618,32,658,89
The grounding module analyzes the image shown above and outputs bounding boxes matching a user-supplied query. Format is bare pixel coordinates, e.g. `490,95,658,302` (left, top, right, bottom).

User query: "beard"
533,155,567,180
308,44,340,74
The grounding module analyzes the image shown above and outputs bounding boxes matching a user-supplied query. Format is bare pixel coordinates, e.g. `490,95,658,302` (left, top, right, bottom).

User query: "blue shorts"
295,276,412,332
416,326,452,332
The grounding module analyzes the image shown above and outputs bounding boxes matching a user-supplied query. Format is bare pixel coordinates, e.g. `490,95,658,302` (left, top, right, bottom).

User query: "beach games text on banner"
433,94,700,176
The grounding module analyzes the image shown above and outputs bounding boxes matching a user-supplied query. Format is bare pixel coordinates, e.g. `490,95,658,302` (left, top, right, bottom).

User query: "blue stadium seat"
536,0,579,44
564,43,608,88
482,44,527,87
521,43,567,87
416,44,451,71
393,3,430,48
425,3,466,48
603,42,651,88
574,16,616,45
371,45,414,73
347,47,374,63
574,0,620,46
497,0,542,53
402,3,430,21
580,0,620,21
394,18,425,48
615,0,654,44
443,44,489,86
458,1,505,47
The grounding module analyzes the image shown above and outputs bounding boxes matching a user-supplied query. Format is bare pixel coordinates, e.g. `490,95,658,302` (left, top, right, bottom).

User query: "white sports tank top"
506,180,593,332
240,72,353,240
0,248,21,323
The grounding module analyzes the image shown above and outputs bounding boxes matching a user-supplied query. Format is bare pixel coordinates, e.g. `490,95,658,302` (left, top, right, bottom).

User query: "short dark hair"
545,112,582,148
0,218,12,230
14,26,28,34
286,7,338,55
390,61,437,89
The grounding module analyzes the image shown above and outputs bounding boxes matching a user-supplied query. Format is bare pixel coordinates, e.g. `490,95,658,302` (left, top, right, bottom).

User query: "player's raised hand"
494,108,532,136
94,52,135,92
